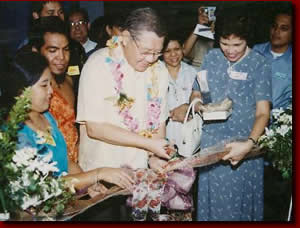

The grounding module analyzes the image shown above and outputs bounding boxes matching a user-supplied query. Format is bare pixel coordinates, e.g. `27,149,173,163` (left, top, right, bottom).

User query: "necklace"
29,113,56,146
36,126,56,146
105,36,162,138
227,46,250,76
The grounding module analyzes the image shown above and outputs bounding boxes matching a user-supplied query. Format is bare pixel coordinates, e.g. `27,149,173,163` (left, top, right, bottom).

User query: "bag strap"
183,98,203,124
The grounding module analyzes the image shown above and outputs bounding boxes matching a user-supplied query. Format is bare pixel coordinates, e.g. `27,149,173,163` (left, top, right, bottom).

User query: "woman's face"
163,40,183,68
30,67,53,113
219,35,247,62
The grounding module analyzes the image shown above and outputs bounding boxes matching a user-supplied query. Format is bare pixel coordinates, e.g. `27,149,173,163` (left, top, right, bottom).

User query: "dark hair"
89,12,127,47
2,52,49,110
162,31,184,53
28,16,69,51
67,7,89,23
31,1,63,15
272,4,293,23
215,14,251,44
123,7,167,39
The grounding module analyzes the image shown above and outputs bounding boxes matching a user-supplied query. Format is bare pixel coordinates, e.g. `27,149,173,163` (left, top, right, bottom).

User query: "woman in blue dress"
5,52,134,192
191,15,272,221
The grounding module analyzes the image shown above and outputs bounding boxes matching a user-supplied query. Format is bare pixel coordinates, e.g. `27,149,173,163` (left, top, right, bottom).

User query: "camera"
202,7,216,22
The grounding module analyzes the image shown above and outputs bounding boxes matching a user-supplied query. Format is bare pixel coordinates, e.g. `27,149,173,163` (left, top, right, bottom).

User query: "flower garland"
105,36,162,138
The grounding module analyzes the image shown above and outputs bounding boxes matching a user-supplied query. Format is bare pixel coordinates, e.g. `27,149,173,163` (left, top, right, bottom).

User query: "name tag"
229,71,248,80
67,65,80,76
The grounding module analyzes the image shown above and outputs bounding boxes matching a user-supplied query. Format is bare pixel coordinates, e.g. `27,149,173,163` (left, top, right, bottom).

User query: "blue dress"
17,112,68,177
194,48,272,221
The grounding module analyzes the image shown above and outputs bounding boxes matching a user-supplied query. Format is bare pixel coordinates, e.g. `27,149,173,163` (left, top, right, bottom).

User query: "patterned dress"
194,48,272,221
49,89,79,163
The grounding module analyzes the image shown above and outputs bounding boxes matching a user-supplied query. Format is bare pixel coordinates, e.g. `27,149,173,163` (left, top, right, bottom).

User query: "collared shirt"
82,38,97,53
76,38,169,171
253,42,292,109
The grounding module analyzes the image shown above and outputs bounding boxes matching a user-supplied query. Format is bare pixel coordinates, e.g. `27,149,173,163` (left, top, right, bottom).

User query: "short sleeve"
76,50,113,124
254,60,272,103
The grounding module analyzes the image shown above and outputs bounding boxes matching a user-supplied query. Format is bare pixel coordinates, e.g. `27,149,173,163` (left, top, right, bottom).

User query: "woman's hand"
149,156,168,173
169,104,189,123
97,167,134,191
222,141,253,166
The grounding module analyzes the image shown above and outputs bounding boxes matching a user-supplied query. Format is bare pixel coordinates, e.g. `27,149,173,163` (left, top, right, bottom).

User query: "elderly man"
67,7,97,53
76,7,170,221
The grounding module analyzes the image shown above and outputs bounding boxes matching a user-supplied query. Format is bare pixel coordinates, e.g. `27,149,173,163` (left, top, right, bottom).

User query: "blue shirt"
253,42,292,109
17,112,68,176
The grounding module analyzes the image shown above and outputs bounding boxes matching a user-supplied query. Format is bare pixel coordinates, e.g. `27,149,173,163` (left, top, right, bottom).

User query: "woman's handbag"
177,98,203,157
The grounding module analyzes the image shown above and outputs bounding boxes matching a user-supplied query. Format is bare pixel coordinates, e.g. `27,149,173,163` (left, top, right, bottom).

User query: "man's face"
123,30,164,72
40,32,70,76
39,1,65,21
69,13,89,45
270,14,292,50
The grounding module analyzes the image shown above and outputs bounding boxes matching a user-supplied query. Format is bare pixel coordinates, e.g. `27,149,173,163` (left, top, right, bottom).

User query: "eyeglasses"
131,35,162,59
70,20,87,27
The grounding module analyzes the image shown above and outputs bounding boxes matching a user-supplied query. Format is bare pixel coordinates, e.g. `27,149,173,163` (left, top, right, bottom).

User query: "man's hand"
149,156,168,173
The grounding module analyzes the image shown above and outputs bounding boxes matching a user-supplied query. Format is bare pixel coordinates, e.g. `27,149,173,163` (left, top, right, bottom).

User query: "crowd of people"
0,1,292,221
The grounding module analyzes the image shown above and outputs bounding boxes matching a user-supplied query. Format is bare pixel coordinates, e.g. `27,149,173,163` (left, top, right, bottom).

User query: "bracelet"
248,137,257,145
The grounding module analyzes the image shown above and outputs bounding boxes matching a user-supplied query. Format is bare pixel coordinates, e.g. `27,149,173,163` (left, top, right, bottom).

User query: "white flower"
276,124,290,137
12,147,37,167
272,108,284,119
21,194,42,210
10,180,22,193
0,132,3,140
278,113,292,125
265,128,275,137
22,171,32,187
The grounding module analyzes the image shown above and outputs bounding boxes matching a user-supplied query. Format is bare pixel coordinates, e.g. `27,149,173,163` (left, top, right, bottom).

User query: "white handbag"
177,98,203,157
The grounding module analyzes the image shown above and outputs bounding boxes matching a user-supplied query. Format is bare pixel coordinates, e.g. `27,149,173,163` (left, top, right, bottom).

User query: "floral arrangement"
105,36,162,138
0,88,73,220
259,105,292,179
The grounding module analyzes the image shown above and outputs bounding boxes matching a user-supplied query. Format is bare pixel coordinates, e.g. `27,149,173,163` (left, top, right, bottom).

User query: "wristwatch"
248,137,257,145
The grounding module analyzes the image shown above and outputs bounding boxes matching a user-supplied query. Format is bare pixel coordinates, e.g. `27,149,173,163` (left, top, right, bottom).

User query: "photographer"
183,6,215,70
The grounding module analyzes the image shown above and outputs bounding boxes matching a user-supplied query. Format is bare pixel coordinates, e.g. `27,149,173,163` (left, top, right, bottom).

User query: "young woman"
162,34,198,157
6,52,134,193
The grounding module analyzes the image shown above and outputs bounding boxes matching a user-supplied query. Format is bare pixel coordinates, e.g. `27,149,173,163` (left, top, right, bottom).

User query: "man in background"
253,6,292,110
68,7,97,54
